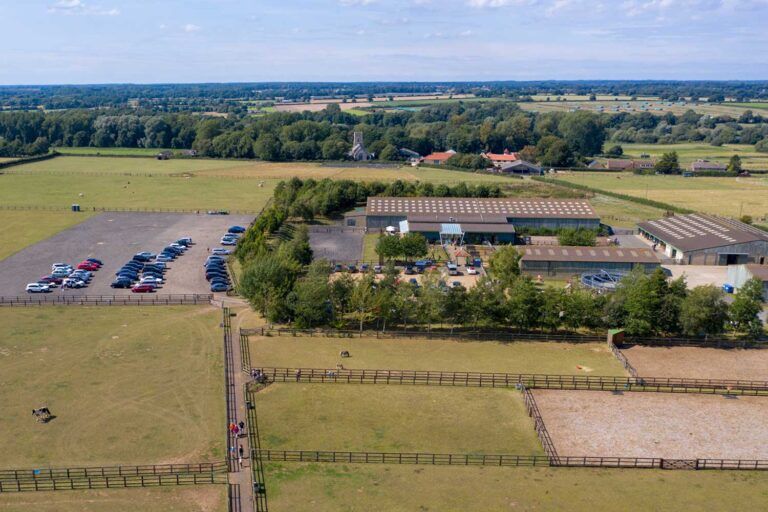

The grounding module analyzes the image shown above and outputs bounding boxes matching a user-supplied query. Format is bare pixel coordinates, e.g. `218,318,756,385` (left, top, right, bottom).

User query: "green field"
618,143,768,171
54,147,174,157
729,102,768,111
556,170,768,218
249,335,625,376
521,100,758,118
0,486,226,512
264,463,768,511
589,193,665,227
0,210,94,261
0,306,224,467
257,384,542,454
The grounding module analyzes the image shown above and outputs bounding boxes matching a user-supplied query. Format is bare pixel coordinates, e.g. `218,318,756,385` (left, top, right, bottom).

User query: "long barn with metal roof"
638,213,768,265
364,197,600,243
519,246,660,276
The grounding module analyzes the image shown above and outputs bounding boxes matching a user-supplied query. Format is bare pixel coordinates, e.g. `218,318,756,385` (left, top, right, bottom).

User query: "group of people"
229,421,247,468
251,368,268,384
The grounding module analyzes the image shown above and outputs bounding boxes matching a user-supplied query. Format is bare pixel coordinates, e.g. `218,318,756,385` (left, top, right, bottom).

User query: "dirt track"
534,390,768,460
622,345,768,381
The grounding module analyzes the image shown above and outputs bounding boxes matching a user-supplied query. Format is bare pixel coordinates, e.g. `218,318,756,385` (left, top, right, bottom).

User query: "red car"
77,262,99,271
131,284,155,293
39,275,63,285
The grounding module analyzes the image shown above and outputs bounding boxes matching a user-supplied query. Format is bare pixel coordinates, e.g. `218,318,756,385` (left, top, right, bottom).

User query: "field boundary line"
253,367,768,395
521,386,560,463
608,339,638,378
0,294,214,307
254,450,768,472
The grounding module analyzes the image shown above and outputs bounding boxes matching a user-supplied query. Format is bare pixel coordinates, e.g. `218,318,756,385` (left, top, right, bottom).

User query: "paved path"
224,305,255,511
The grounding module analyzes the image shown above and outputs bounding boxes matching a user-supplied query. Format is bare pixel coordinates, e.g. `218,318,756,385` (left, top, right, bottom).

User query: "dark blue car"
111,278,133,288
211,282,229,292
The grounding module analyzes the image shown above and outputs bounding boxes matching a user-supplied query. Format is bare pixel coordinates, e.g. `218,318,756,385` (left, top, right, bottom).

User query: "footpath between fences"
0,461,228,493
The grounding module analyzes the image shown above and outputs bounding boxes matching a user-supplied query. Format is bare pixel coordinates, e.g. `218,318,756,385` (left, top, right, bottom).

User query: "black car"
111,279,133,288
206,273,229,281
164,246,183,255
143,265,165,273
143,270,164,278
86,258,104,265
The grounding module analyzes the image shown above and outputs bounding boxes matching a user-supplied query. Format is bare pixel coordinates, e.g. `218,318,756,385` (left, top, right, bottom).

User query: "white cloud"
339,0,377,5
47,0,119,16
184,24,201,33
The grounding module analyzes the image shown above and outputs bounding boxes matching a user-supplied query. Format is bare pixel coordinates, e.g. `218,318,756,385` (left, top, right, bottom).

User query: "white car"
140,276,164,286
62,278,87,289
26,283,52,293
52,264,73,273
169,243,187,251
212,248,231,256
466,267,478,275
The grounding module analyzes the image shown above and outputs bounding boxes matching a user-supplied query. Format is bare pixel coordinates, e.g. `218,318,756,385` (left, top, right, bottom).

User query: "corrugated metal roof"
746,264,768,282
366,197,598,219
638,214,768,252
519,246,660,264
440,223,464,235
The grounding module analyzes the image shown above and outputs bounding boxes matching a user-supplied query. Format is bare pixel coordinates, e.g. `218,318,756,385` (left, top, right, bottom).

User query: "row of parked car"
206,226,243,292
26,259,104,293
110,237,193,292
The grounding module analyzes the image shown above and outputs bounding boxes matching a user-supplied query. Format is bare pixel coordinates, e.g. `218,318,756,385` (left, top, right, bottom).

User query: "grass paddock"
264,462,768,511
256,384,543,454
557,171,768,217
0,306,224,467
0,486,226,512
248,335,626,376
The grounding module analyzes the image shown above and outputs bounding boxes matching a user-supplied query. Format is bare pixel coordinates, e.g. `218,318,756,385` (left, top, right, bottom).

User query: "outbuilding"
518,246,660,276
638,214,768,265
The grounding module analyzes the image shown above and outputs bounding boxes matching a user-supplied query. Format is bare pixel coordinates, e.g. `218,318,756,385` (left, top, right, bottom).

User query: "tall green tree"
654,151,681,174
488,245,521,286
729,278,764,338
375,235,402,262
727,154,742,173
679,285,729,337
400,233,429,262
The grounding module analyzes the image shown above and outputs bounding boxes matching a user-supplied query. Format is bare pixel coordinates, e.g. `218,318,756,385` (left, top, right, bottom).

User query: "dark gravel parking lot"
0,212,252,296
308,226,364,263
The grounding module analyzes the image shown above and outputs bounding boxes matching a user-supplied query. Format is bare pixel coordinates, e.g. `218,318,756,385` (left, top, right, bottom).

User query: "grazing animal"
32,407,52,423
339,350,350,358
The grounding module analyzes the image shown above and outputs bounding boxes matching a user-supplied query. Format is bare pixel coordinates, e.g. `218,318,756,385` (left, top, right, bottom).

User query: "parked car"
452,281,462,288
169,243,187,252
210,282,229,292
69,271,92,282
111,279,133,289
51,269,72,278
85,258,103,266
220,238,237,246
206,273,229,282
373,265,382,273
140,276,163,286
144,262,166,270
404,266,415,275
466,267,478,275
77,262,99,271
333,264,343,273
39,275,63,285
117,272,139,281
26,283,52,293
228,226,246,233
51,263,73,272
347,264,358,273
63,278,87,289
133,252,155,261
361,264,370,272
156,255,173,262
211,248,231,255
176,237,193,246
131,284,156,293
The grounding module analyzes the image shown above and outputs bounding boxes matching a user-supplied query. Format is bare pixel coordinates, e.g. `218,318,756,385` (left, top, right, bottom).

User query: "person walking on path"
238,445,244,468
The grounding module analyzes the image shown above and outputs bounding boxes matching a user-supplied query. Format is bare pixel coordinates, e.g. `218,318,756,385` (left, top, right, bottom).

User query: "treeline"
243,242,764,338
3,101,768,165
3,81,767,110
606,109,768,145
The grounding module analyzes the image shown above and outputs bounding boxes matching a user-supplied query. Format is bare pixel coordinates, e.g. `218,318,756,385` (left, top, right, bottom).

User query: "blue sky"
2,0,767,84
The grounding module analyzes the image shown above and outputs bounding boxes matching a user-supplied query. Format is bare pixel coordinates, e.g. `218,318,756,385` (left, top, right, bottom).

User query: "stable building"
638,214,768,265
364,197,600,243
519,246,660,276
